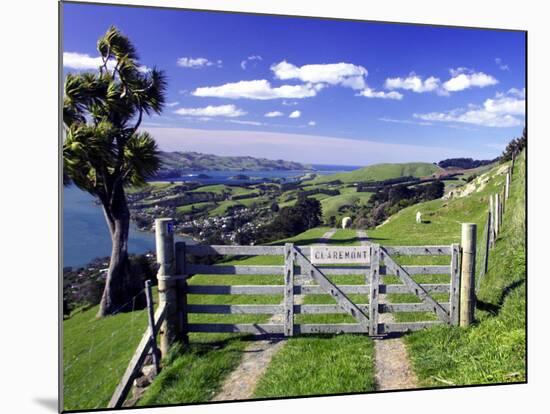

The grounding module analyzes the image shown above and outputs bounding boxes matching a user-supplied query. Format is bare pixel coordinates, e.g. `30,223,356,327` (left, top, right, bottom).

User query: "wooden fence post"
505,172,511,200
482,211,491,277
460,223,476,327
175,242,189,346
489,195,495,247
368,244,381,335
511,153,516,175
283,243,294,337
155,218,179,358
449,243,461,326
494,194,500,236
144,280,160,375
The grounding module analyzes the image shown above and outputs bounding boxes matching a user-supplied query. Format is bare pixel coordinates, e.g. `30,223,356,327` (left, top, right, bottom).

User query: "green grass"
63,302,151,410
176,202,217,215
253,335,375,398
381,153,526,387
311,162,441,184
190,184,257,197
208,197,265,216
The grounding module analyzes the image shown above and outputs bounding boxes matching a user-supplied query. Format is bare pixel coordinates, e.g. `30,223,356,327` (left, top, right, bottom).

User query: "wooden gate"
180,242,460,337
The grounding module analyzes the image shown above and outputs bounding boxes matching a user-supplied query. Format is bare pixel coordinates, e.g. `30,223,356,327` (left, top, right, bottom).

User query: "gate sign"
310,246,371,264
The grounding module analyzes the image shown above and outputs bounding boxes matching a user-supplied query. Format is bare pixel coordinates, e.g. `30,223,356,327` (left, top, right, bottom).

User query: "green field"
311,162,442,184
320,192,373,221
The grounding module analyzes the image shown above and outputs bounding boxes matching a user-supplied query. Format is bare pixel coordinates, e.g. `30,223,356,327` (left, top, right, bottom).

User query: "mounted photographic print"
61,1,526,411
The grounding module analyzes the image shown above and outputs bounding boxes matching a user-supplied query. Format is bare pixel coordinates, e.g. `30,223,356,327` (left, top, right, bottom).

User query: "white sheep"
341,217,352,229
416,211,422,224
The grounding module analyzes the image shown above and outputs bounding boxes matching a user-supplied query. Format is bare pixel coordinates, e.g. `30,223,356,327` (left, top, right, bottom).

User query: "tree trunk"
96,184,146,317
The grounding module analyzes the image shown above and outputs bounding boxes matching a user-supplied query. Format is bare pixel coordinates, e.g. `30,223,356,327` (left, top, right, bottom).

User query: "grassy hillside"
311,162,442,184
404,152,525,387
364,152,526,386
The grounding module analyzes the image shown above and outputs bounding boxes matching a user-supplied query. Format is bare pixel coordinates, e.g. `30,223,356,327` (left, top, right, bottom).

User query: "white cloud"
379,117,432,126
505,87,525,98
177,57,222,68
174,104,246,118
192,79,321,100
228,120,263,126
241,55,262,70
165,101,179,108
385,74,441,93
63,52,113,70
442,68,498,92
414,89,524,128
359,88,403,100
265,111,284,118
495,58,510,71
64,52,151,74
137,65,151,73
308,121,316,126
282,100,298,106
289,110,301,119
271,61,368,90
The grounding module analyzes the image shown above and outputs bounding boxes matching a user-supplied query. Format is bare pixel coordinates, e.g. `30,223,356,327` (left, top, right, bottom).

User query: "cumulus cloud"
241,55,262,70
271,61,368,90
359,88,403,100
265,111,284,117
385,73,441,93
504,87,525,98
192,79,321,100
63,52,114,70
308,121,316,126
64,52,151,73
442,68,498,92
414,89,525,127
165,101,179,108
495,58,509,71
282,100,298,106
174,104,246,118
289,110,301,119
177,57,222,68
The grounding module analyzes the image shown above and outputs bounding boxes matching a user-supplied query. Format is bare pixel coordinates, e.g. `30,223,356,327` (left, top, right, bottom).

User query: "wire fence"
63,287,152,410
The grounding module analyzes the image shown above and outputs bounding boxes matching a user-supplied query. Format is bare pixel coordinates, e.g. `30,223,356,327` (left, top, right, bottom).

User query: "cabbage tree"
63,26,166,316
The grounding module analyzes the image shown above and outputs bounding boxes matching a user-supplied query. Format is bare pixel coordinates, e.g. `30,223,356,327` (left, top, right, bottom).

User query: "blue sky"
62,2,526,166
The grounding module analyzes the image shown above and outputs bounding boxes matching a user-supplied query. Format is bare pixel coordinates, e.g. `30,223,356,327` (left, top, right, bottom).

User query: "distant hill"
156,151,313,178
437,157,496,169
310,162,442,184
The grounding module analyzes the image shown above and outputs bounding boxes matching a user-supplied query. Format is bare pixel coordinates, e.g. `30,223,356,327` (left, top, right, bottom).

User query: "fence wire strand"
63,287,151,410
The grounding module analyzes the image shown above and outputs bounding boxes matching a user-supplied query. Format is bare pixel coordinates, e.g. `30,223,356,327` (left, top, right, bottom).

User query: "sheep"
341,217,352,229
416,211,422,224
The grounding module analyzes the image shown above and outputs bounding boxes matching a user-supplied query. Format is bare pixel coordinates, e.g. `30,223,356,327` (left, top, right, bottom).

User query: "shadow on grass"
476,278,525,316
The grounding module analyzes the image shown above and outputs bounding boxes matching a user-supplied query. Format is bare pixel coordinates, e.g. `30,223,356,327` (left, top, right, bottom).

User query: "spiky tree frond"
63,26,165,192
97,25,139,66
123,131,161,187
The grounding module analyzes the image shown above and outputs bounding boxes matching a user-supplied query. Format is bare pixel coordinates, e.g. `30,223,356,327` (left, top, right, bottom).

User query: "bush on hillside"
355,180,444,229
258,195,322,242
